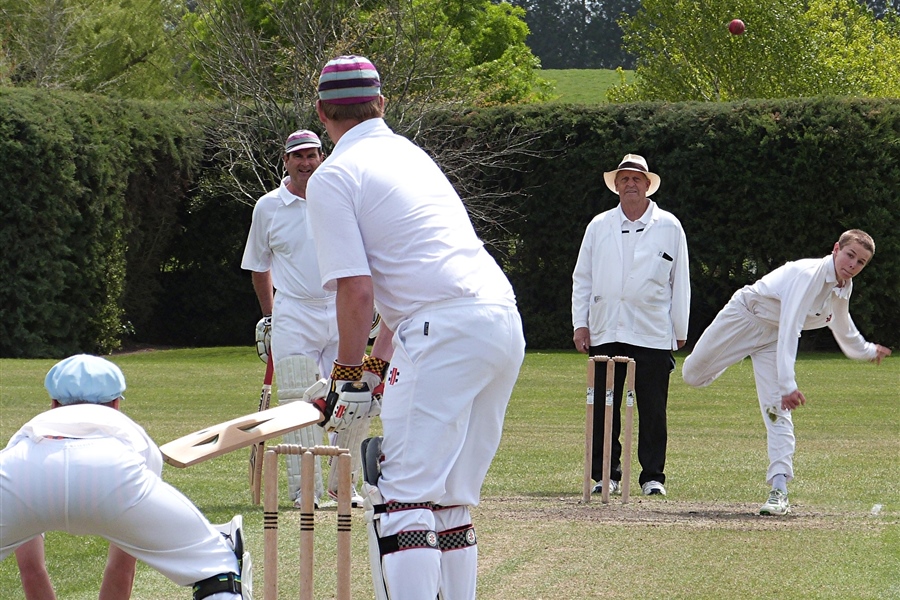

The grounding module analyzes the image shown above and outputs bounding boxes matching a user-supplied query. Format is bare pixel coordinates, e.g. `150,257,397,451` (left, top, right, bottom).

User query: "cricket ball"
728,19,745,35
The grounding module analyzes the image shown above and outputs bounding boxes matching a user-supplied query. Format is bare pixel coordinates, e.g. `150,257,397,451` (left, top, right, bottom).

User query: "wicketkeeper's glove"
255,316,272,363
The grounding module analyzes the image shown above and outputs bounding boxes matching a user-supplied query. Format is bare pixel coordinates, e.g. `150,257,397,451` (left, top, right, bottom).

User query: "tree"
182,0,551,240
608,0,900,102
510,0,639,69
0,0,184,98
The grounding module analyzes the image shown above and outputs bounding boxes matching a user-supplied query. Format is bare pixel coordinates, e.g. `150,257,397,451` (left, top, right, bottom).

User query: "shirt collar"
823,255,853,299
618,200,654,226
278,176,303,205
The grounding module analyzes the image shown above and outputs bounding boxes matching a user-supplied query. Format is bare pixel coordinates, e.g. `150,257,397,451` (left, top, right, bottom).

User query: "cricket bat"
159,394,322,469
249,354,275,504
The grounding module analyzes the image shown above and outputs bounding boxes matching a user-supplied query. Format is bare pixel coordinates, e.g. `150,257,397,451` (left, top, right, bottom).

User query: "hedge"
2,90,897,357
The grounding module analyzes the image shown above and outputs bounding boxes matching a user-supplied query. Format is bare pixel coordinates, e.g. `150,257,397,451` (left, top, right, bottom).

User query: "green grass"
1,348,898,599
540,68,634,104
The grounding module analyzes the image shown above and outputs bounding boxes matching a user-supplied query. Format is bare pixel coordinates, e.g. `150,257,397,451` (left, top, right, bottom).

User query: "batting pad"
160,402,322,468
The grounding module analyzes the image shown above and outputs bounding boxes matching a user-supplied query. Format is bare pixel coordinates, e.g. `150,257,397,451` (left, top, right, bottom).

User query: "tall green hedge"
430,97,900,350
0,88,205,357
2,92,897,357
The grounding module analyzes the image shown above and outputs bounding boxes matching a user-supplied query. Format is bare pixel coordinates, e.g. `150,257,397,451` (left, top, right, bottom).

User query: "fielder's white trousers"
682,293,795,485
0,437,238,586
378,299,525,600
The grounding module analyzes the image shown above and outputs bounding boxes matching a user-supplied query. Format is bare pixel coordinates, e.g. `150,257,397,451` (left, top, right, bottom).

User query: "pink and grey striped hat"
284,129,321,153
318,55,381,105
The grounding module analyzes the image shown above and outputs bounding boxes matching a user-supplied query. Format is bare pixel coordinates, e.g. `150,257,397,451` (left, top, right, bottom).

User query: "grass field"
540,69,634,104
1,348,898,599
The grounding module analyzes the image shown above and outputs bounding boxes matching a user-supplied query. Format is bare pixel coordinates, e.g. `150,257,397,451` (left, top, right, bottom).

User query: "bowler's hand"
573,328,590,354
872,345,892,365
781,390,806,411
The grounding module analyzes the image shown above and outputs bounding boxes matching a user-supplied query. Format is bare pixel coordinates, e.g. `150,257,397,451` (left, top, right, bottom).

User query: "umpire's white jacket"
572,201,690,350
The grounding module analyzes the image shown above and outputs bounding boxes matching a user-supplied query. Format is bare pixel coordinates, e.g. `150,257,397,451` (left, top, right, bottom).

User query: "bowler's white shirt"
306,118,515,331
736,254,876,395
241,177,333,301
6,404,163,475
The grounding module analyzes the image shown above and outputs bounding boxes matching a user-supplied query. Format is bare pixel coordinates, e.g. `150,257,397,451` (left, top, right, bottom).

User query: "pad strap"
437,524,477,551
372,500,435,515
192,573,241,600
379,529,440,555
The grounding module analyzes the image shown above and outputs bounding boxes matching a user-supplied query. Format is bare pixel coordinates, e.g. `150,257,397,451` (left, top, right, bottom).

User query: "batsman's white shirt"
0,404,238,586
306,118,515,332
306,117,526,507
241,176,338,365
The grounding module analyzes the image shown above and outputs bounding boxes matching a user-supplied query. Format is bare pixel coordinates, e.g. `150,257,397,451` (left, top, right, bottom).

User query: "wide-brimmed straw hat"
603,154,661,197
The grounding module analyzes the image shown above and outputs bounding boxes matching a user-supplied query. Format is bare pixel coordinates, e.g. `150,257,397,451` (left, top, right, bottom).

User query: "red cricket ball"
728,19,746,35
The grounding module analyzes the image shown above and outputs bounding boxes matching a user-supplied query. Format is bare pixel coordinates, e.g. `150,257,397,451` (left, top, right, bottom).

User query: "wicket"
582,355,636,504
263,444,352,600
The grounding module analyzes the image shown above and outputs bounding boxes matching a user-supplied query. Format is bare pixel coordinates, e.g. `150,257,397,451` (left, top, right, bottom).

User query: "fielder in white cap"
306,55,526,600
0,355,250,600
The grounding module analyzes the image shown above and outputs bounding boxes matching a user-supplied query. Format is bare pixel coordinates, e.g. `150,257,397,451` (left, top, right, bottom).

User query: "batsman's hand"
255,316,272,363
305,361,376,431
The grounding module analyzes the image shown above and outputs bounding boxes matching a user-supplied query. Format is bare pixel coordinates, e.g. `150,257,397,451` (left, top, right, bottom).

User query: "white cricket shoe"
293,495,323,510
591,480,621,496
328,488,366,508
759,489,791,515
641,480,666,496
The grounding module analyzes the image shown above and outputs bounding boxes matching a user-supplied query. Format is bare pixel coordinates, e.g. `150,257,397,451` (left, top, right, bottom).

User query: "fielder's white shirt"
6,404,162,475
306,118,515,331
241,177,333,300
735,254,876,395
572,200,690,350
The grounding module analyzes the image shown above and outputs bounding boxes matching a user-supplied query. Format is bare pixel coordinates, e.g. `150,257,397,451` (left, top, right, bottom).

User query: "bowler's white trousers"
0,436,238,586
378,299,525,600
682,293,796,485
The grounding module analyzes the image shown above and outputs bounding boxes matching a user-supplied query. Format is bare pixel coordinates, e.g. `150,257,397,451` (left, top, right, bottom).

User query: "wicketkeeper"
0,354,250,600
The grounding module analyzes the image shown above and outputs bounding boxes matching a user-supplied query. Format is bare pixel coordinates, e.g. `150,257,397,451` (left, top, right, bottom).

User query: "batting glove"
307,362,373,431
255,316,271,363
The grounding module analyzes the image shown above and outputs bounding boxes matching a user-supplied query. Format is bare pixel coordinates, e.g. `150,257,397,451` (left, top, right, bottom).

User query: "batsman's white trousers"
682,294,795,485
271,292,338,372
0,437,238,586
378,299,525,599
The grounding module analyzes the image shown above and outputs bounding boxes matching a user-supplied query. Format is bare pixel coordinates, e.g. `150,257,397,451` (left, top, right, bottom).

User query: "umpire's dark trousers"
588,342,675,486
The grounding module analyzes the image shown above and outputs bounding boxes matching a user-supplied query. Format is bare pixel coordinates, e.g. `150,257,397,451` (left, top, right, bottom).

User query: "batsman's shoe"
293,494,326,510
328,487,366,508
641,480,666,496
591,480,620,496
759,489,791,516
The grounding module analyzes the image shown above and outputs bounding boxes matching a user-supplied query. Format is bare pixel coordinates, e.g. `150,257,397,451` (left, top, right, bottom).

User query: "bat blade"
160,400,321,468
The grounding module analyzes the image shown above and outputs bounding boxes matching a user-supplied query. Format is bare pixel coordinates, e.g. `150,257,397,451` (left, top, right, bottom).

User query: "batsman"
306,55,526,600
241,129,372,508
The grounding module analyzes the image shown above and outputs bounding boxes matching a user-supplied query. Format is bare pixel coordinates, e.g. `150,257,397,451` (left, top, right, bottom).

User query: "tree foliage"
608,0,900,101
0,0,183,98
182,0,552,243
511,0,640,69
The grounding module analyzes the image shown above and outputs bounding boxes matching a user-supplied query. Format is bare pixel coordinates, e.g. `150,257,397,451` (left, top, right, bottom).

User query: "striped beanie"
318,55,381,105
284,129,321,153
